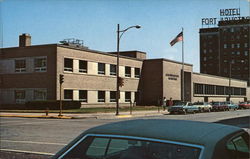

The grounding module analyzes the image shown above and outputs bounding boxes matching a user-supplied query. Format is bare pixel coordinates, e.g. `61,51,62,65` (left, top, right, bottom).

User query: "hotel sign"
201,8,250,26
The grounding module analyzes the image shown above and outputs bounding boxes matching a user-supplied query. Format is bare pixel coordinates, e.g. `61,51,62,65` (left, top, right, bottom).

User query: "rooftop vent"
59,38,88,49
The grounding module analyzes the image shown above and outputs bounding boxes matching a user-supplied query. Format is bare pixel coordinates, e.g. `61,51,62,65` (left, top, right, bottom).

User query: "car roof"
84,119,242,147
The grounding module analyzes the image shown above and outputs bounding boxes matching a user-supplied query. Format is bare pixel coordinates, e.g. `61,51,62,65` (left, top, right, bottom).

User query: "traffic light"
118,77,124,87
60,74,64,84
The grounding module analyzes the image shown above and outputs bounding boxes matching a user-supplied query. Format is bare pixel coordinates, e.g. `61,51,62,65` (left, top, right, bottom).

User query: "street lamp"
116,24,141,116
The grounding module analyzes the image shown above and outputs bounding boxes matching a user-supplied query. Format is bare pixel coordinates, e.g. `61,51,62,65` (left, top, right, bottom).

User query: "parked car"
168,101,199,114
211,102,229,111
238,101,250,109
192,102,212,112
225,102,239,110
52,119,250,159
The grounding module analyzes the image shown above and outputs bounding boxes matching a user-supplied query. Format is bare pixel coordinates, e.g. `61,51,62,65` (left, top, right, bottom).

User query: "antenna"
59,38,88,49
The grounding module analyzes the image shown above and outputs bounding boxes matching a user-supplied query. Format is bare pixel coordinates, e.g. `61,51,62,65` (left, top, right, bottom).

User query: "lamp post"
116,24,141,116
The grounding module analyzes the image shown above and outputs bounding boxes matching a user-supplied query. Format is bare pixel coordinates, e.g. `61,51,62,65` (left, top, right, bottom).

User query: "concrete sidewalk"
0,110,167,119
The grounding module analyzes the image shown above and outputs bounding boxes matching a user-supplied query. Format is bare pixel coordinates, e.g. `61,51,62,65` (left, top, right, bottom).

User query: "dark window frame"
98,63,105,75
64,58,73,72
79,60,87,73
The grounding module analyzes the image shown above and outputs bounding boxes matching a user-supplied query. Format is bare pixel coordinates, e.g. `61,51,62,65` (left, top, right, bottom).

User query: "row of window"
221,26,249,33
194,83,246,96
64,90,133,103
223,43,248,49
64,58,140,78
15,89,47,103
15,57,47,73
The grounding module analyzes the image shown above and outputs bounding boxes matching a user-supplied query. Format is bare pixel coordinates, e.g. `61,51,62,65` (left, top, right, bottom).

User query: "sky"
1,0,250,72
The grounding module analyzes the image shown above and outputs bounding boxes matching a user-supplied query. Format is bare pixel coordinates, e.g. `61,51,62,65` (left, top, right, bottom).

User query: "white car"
192,102,212,112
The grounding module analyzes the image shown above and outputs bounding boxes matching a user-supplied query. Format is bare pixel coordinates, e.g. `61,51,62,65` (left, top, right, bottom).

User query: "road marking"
1,140,66,146
0,148,54,156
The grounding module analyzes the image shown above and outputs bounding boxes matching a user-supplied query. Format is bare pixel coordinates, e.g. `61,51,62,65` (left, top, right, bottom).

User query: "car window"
226,135,250,158
60,136,202,159
86,137,110,157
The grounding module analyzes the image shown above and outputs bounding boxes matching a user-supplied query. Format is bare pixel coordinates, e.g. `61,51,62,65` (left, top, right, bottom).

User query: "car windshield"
60,136,201,159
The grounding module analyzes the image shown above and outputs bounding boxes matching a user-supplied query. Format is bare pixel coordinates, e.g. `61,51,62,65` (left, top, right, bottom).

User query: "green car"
52,119,250,159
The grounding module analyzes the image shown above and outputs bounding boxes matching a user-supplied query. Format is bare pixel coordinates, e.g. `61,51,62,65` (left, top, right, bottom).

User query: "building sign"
165,73,179,81
201,8,250,26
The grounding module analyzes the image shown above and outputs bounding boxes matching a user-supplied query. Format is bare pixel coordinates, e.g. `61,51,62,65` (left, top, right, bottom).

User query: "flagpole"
182,27,184,102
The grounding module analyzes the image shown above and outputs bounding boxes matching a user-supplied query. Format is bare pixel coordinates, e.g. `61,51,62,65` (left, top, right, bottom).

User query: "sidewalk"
0,110,167,119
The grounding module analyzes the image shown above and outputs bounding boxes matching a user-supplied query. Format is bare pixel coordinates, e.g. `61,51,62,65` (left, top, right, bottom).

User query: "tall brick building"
200,18,250,86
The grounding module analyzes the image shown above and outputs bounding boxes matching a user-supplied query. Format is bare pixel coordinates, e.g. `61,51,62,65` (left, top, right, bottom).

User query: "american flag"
170,32,183,46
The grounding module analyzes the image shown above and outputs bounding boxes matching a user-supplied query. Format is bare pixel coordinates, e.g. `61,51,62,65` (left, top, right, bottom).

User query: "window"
110,91,116,102
34,89,47,100
236,43,240,48
34,58,47,72
98,91,105,102
135,68,140,78
15,90,25,103
79,90,87,102
231,44,234,48
226,135,250,158
205,85,215,95
203,49,207,54
224,44,227,49
64,58,73,72
125,92,131,102
236,51,240,55
216,86,225,95
209,49,212,53
79,60,87,73
244,51,248,56
230,28,234,32
203,57,207,61
64,90,73,100
125,66,131,77
98,63,105,75
15,59,26,72
241,88,246,95
244,43,248,48
61,136,201,159
233,87,241,95
194,83,204,94
110,64,116,76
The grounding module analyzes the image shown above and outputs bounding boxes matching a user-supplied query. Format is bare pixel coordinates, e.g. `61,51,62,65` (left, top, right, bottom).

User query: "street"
0,109,250,159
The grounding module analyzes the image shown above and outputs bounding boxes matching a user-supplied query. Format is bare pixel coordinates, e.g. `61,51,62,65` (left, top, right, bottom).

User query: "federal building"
0,34,249,108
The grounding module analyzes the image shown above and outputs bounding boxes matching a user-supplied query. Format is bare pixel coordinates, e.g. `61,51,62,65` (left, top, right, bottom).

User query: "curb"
0,114,73,119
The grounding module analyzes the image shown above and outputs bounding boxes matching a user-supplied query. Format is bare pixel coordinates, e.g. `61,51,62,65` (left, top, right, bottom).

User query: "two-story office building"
0,34,249,108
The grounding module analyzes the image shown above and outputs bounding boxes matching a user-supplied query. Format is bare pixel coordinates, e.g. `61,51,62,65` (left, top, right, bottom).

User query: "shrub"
25,100,81,110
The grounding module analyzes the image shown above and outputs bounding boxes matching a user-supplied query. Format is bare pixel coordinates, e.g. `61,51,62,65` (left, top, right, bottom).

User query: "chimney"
19,33,31,47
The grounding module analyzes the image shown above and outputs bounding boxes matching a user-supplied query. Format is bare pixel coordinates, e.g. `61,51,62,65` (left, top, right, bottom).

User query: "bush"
25,100,81,110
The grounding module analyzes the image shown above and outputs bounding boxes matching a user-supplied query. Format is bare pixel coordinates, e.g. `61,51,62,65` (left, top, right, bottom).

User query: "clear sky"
1,0,250,72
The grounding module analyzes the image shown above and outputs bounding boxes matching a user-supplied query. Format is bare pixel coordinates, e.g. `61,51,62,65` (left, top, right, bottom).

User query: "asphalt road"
0,109,249,159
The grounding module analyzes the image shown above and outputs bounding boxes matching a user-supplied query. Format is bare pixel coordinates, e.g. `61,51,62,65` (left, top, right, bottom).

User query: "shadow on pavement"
215,116,250,128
